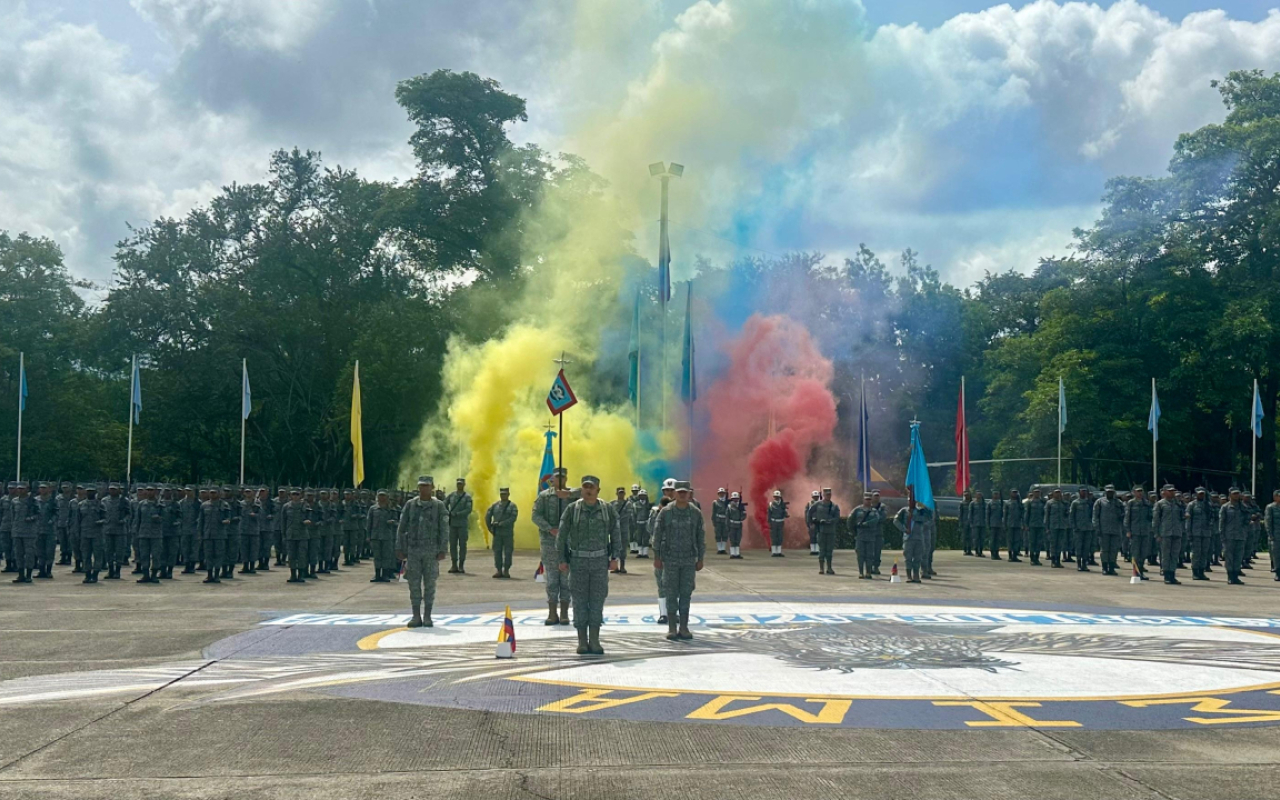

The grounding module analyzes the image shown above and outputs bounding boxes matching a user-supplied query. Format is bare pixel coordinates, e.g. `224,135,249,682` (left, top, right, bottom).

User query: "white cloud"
130,0,338,52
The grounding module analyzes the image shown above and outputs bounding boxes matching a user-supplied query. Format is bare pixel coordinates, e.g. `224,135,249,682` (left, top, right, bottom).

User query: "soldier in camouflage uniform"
133,485,163,583
55,482,73,565
805,490,820,556
633,486,654,557
767,491,788,557
810,488,842,575
1024,488,1046,565
8,483,36,583
1219,488,1251,585
33,482,56,579
967,490,987,558
69,484,86,573
558,475,622,655
1265,489,1280,582
160,485,180,579
282,488,309,583
726,492,745,558
893,502,928,583
485,487,518,579
1044,489,1070,568
1092,485,1125,575
610,487,629,574
366,490,398,582
1152,484,1184,585
341,489,359,566
653,481,705,640
986,489,1005,561
237,486,259,574
100,483,130,580
179,487,201,573
199,485,230,584
1069,488,1093,572
315,489,333,574
958,489,971,555
77,486,103,583
851,494,882,579
533,468,575,625
220,486,239,579
396,476,449,627
0,482,14,573
711,488,728,556
272,487,288,566
1184,487,1215,581
445,478,473,574
1004,489,1024,563
1124,486,1154,580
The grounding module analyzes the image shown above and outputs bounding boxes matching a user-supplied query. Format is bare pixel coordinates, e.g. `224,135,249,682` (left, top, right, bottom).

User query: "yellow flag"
351,361,365,487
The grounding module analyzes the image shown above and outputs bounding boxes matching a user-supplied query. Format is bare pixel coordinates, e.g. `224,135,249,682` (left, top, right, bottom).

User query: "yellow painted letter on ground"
538,688,678,714
687,695,852,724
932,701,1081,727
1122,696,1280,725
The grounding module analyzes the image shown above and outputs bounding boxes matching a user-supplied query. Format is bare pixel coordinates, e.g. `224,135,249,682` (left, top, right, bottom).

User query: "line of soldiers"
961,484,1280,585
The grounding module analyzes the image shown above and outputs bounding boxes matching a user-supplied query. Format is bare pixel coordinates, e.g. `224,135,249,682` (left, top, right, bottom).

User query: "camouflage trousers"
1158,535,1182,572
903,535,923,573
538,532,567,603
105,533,129,567
987,526,1003,554
371,539,395,573
768,521,784,548
569,555,609,630
1130,535,1152,571
403,551,440,611
448,525,468,567
491,530,513,570
1026,527,1044,560
240,534,259,566
1224,538,1246,578
10,537,36,571
38,531,56,568
817,529,838,563
79,535,104,573
1098,533,1122,567
856,533,876,575
203,539,226,572
135,538,162,574
286,539,307,570
662,560,696,620
1190,535,1211,573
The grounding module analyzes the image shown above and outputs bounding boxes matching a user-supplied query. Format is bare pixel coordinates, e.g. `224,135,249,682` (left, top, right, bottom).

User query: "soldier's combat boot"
259,558,270,572
1163,570,1180,585
818,559,826,575
73,560,83,573
588,625,604,654
545,600,559,626
666,617,679,641
408,605,423,628
493,569,503,579
677,613,693,641
448,561,458,575
423,606,433,627
576,628,589,654
559,599,571,626
181,564,195,574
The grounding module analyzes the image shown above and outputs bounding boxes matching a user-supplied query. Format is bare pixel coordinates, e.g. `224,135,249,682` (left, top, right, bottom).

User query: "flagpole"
959,375,967,492
636,310,643,432
660,173,669,433
126,353,136,484
15,351,24,482
239,358,247,485
1253,378,1258,498
1056,377,1062,487
1151,377,1157,492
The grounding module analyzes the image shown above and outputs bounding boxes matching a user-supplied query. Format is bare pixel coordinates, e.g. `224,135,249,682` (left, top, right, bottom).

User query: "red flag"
955,379,970,494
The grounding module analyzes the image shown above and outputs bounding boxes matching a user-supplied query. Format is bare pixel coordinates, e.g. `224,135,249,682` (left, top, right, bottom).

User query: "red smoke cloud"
695,314,840,547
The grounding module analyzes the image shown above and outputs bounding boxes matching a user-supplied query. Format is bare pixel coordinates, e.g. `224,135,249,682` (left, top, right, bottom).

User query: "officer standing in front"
811,488,841,575
557,475,622,655
1093,485,1125,576
653,480,705,641
1152,484,1184,585
485,487,518,579
851,494,881,579
396,476,449,627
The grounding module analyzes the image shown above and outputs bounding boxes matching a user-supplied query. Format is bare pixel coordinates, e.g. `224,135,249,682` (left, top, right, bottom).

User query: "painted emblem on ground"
7,601,1280,729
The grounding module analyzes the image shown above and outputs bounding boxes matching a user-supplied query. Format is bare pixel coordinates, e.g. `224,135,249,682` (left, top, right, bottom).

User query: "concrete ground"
2,547,1279,799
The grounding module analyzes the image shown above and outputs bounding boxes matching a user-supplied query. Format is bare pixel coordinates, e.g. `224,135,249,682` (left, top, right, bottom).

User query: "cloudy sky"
3,0,1279,288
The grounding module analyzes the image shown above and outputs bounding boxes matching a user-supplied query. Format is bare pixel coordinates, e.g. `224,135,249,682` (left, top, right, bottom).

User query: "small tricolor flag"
495,605,516,659
534,561,546,583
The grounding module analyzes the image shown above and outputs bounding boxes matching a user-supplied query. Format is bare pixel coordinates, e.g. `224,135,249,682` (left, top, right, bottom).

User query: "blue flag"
538,430,558,492
130,356,142,423
1148,381,1161,442
628,289,640,405
1253,380,1265,439
681,281,696,404
546,370,577,415
906,420,935,511
1058,377,1067,434
856,375,871,486
241,360,252,420
18,356,28,413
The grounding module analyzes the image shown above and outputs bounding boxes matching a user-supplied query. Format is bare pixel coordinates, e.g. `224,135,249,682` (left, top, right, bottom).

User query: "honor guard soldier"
1219,488,1250,585
805,490,820,556
811,488,842,575
711,488,729,555
445,478,473,574
1093,485,1125,575
557,475,622,655
533,468,576,625
767,491,788,556
851,494,882,579
632,488,653,557
485,488,519,579
653,480,705,640
1184,487,1215,581
366,490,398,582
396,476,450,627
726,492,746,558
627,484,642,555
1152,484,1184,584
1124,486,1154,579
1044,489,1070,568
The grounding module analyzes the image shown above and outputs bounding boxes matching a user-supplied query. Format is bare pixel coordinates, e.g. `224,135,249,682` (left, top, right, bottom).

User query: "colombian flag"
495,605,516,659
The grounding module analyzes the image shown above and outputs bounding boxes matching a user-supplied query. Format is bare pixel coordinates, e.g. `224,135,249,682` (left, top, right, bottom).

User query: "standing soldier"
1244,492,1262,570
444,478,473,575
767,491,788,557
967,490,987,558
200,485,230,584
253,486,272,571
653,481,705,640
34,482,57,579
1209,491,1224,568
1152,484,1184,585
101,483,130,580
893,501,927,583
160,485,181,579
1184,487,1216,581
0,481,14,573
1069,488,1093,572
366,489,398,582
627,485,642,555
557,475,622,655
1092,485,1125,575
1005,489,1024,563
282,488,309,583
1265,489,1280,582
1219,488,1250,586
610,487,629,574
711,488,729,556
959,489,972,555
533,468,575,626
55,482,74,565
1124,486,1154,580
805,490,820,556
341,488,358,566
238,486,259,575
315,489,333,575
851,494,881,580
633,487,654,558
220,486,239,579
179,487,201,574
396,476,449,628
78,486,103,583
987,489,1005,561
1024,488,1046,565
726,492,746,558
485,488,519,579
304,488,322,578
133,485,163,583
811,488,842,575
272,487,288,567
69,484,86,573
870,492,887,572
1044,488,1070,568
9,483,36,583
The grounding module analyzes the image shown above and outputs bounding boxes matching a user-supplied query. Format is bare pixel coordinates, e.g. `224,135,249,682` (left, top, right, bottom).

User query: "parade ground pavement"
3,548,1280,799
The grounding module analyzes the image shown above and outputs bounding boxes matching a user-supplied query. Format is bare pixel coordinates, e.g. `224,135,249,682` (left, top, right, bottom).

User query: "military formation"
960,484,1280,585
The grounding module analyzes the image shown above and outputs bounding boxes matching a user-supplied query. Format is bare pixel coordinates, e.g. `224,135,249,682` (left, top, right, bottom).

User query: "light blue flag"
680,281,696,404
130,356,142,423
906,421,935,511
19,358,28,413
538,430,558,492
1058,377,1067,434
1148,382,1161,442
1253,381,1265,439
242,361,252,420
